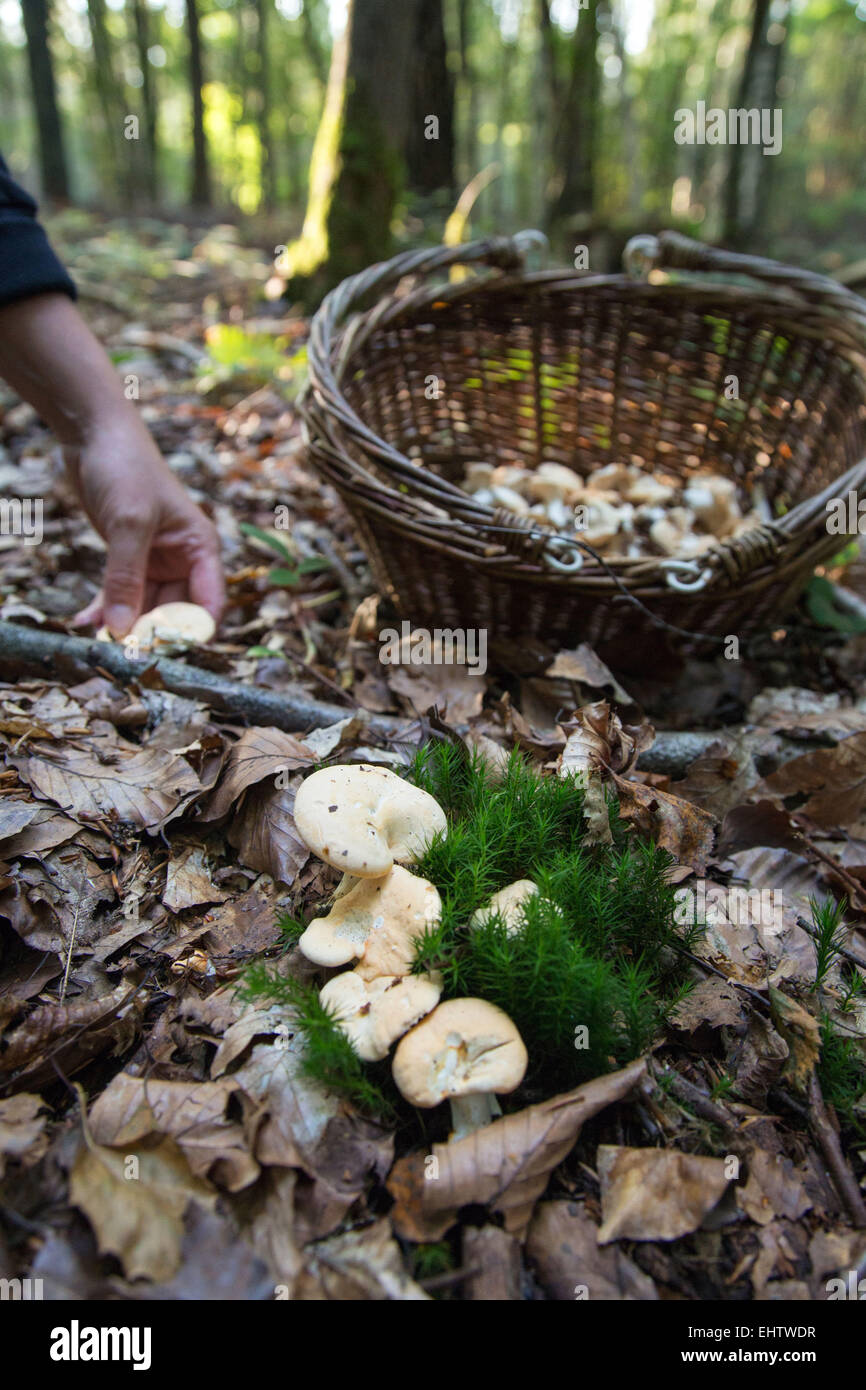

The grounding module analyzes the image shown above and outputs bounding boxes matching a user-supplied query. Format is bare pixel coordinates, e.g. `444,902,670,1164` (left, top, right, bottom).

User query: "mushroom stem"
449,1092,502,1140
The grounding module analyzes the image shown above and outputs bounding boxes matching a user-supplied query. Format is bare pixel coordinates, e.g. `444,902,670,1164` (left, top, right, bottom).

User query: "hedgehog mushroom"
98,601,215,650
319,971,442,1062
293,764,446,879
469,880,539,937
392,998,528,1140
298,864,441,970
682,475,742,538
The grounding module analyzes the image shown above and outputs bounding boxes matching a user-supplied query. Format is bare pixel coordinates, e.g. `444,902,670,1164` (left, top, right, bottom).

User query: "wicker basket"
300,231,866,668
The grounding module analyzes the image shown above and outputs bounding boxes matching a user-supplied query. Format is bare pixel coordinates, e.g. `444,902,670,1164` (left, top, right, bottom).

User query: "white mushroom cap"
97,601,215,649
625,474,676,506
490,465,532,491
463,462,494,492
391,998,528,1109
585,463,637,493
469,880,539,936
298,864,441,971
526,463,585,504
319,971,442,1061
576,498,622,548
293,764,446,878
489,484,529,515
682,474,742,537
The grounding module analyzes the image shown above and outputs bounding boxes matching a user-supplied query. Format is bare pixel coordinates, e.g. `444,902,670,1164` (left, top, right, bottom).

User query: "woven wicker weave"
300,230,866,668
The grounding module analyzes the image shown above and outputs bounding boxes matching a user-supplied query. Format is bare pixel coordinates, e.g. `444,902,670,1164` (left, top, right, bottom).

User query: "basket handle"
312,229,548,341
624,230,866,349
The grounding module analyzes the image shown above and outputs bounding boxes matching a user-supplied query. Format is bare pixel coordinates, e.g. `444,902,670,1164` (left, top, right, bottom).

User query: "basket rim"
301,232,866,602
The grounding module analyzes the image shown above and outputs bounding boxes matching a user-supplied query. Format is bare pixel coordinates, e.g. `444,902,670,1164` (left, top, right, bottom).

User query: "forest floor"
1,210,865,1301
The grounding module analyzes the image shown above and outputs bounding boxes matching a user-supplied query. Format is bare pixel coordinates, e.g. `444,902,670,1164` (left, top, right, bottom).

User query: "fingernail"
105,606,135,638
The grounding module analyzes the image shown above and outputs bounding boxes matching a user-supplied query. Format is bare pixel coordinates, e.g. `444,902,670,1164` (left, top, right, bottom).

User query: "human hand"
67,413,225,637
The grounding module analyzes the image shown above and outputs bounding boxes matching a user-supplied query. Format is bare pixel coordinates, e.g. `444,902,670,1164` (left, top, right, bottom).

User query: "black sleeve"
0,155,77,309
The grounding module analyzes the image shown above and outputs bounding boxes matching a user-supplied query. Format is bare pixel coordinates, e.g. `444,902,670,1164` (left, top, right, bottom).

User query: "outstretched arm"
0,291,224,636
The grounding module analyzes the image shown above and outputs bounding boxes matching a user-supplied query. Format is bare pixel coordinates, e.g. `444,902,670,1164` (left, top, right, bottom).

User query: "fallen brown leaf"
388,1057,646,1241
527,1199,658,1300
596,1145,730,1243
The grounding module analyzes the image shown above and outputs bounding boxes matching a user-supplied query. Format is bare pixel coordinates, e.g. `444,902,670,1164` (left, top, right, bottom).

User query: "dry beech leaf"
201,726,313,821
0,983,141,1088
0,1093,48,1176
763,732,866,837
558,701,649,781
89,1073,259,1192
0,801,42,841
597,1145,730,1243
769,987,821,1090
163,843,227,912
669,977,744,1033
738,1149,812,1226
610,773,717,873
70,1100,216,1283
11,743,201,831
527,1199,658,1300
226,776,310,885
292,1217,430,1301
388,1057,646,1242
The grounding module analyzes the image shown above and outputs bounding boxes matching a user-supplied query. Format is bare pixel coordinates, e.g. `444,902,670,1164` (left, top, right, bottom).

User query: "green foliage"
239,960,395,1123
239,522,331,588
408,742,692,1090
805,577,866,635
818,1014,866,1136
809,894,849,989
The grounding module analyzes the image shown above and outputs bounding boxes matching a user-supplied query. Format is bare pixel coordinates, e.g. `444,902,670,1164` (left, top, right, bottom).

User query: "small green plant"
239,522,331,590
809,895,848,989
818,1013,866,1135
238,960,395,1123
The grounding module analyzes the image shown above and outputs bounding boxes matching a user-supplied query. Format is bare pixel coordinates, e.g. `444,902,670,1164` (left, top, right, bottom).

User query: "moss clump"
408,742,697,1091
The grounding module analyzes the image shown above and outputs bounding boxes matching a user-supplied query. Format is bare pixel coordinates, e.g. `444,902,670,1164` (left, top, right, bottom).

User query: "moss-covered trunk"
285,0,418,302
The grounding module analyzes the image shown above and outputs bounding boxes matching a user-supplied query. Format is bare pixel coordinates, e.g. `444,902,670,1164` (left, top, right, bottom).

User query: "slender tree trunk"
255,0,276,208
405,0,454,196
186,0,211,206
300,0,327,90
723,0,790,247
545,0,599,230
457,0,478,181
284,0,418,300
130,0,158,201
20,0,70,200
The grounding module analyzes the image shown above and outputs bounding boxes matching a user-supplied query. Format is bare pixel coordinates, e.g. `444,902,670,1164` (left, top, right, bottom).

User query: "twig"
0,620,409,743
797,915,866,971
807,1069,866,1227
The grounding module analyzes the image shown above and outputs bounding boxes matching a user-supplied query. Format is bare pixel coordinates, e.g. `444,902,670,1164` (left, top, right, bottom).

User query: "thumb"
103,519,153,637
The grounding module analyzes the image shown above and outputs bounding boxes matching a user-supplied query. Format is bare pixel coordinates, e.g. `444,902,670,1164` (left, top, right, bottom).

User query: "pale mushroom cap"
526,463,585,503
469,880,539,936
319,971,442,1061
392,998,528,1108
298,864,441,971
132,602,216,649
293,763,447,877
96,601,215,648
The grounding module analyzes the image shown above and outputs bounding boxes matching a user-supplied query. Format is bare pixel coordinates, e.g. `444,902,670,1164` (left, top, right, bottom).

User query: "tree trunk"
186,0,211,206
405,0,454,196
284,0,418,301
723,0,790,248
20,0,70,200
130,0,158,202
545,0,600,231
255,0,276,208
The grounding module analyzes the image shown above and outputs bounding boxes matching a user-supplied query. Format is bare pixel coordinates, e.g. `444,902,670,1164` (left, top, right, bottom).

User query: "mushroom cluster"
292,764,529,1135
460,460,765,559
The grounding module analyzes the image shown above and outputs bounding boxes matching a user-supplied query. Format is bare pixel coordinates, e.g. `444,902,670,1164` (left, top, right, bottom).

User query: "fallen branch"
807,1068,866,1227
0,621,409,743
